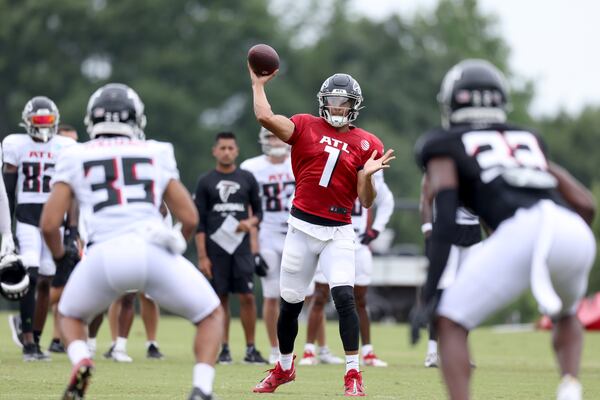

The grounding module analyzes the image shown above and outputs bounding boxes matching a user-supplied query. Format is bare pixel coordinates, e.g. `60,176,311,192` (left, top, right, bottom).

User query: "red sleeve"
361,135,385,166
287,114,309,145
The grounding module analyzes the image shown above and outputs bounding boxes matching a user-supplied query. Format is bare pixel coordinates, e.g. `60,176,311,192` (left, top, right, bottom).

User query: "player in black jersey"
194,131,268,365
413,59,596,400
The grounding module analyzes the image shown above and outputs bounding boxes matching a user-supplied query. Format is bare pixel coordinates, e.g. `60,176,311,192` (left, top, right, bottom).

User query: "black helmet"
317,73,363,127
438,59,509,128
0,254,29,301
84,83,146,140
21,96,60,142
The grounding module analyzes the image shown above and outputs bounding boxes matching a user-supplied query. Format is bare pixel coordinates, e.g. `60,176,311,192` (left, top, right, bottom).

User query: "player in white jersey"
301,170,394,366
2,96,76,361
40,83,223,400
241,127,294,364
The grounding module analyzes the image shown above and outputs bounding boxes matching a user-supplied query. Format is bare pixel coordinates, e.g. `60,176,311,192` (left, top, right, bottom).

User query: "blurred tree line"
0,0,598,295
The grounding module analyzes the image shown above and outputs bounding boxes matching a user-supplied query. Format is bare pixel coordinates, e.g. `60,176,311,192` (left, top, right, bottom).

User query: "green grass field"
0,312,599,399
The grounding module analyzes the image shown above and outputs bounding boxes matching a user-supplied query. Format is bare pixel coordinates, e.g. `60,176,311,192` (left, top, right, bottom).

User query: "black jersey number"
84,157,154,212
22,162,54,193
263,181,295,212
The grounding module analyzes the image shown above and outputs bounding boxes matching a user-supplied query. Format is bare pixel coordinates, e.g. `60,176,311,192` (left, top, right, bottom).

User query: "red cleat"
253,358,296,393
63,358,94,399
344,369,365,397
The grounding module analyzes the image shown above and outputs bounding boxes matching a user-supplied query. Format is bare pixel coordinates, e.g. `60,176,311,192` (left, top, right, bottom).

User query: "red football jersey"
287,114,384,224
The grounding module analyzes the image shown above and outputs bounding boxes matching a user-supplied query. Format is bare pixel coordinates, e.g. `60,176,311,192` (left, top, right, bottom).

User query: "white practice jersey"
2,133,76,204
351,170,394,237
52,137,179,244
241,155,295,233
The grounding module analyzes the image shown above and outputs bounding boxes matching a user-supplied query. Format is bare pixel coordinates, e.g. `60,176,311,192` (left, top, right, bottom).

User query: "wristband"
421,223,433,234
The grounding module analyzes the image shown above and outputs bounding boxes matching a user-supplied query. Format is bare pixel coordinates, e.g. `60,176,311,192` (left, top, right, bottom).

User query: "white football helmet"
258,127,290,157
20,96,60,142
0,254,29,301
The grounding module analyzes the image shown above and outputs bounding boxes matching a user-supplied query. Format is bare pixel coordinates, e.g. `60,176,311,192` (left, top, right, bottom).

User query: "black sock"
277,298,304,355
331,286,359,352
52,338,60,344
33,330,42,346
222,343,229,352
246,343,255,352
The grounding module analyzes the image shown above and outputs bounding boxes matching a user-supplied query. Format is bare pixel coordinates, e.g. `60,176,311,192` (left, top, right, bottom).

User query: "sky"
350,0,600,117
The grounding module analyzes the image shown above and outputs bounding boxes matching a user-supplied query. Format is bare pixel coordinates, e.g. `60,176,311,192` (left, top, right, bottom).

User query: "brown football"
248,44,280,76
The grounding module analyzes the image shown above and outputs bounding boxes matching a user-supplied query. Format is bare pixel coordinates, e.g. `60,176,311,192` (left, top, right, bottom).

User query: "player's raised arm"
248,63,295,143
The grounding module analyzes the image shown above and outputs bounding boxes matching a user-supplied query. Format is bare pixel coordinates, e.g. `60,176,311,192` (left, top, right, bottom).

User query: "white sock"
193,363,214,395
67,340,91,365
427,340,438,354
115,336,128,352
146,341,158,349
279,353,294,371
361,344,373,357
304,343,316,354
317,345,329,355
87,338,97,352
271,346,279,355
345,354,359,373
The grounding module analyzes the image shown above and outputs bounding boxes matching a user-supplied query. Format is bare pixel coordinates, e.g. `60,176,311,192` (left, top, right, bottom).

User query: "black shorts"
209,253,255,295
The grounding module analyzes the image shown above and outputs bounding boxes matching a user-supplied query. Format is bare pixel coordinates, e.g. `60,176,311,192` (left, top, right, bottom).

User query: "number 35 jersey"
415,123,564,231
288,114,384,224
52,137,179,244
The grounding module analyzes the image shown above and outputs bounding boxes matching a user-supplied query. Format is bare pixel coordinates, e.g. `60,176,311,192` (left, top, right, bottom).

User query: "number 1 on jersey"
319,145,340,187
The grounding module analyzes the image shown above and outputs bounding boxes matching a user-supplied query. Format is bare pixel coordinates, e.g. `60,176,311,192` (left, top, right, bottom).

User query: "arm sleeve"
1,136,19,166
248,172,263,223
371,173,394,232
194,177,209,233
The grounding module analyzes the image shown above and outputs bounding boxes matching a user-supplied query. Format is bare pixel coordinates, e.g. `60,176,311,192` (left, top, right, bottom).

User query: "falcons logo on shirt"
216,180,240,202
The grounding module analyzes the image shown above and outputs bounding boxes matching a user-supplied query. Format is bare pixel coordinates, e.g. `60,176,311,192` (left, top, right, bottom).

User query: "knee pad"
331,285,356,316
281,288,304,304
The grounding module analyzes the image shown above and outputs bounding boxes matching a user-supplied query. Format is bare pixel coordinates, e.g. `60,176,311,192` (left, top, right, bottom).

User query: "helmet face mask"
20,96,60,142
317,73,363,128
258,127,289,157
438,59,509,128
84,83,146,140
0,254,29,301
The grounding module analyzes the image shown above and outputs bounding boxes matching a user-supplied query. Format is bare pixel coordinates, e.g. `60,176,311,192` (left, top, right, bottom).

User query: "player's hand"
409,297,439,346
0,233,15,257
360,229,379,245
236,219,255,233
199,257,213,279
363,149,395,177
248,62,278,86
53,245,81,276
253,253,269,277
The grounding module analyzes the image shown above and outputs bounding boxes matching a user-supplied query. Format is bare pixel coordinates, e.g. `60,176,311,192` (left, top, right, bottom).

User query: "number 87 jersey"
288,114,384,224
415,122,563,231
52,137,179,244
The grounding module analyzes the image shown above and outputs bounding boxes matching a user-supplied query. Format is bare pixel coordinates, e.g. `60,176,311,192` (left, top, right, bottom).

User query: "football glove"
360,229,379,245
63,226,80,249
253,253,269,277
53,245,80,276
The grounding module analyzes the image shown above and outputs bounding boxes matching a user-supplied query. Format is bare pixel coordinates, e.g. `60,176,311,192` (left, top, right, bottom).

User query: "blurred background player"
249,65,395,396
419,173,482,368
3,96,76,361
412,59,596,400
41,82,223,400
301,170,394,367
240,127,294,364
194,131,268,365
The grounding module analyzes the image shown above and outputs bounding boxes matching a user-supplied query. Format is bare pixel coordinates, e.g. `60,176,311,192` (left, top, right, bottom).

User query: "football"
248,44,280,76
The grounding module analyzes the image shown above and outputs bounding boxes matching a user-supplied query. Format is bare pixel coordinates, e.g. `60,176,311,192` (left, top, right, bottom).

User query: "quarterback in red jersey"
249,65,394,397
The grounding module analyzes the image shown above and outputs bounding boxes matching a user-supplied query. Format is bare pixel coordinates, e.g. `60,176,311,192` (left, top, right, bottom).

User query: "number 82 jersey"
52,137,179,244
288,114,384,224
415,123,564,231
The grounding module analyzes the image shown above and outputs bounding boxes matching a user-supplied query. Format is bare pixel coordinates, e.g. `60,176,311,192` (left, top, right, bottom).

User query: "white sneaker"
268,350,279,365
111,348,133,363
318,349,343,365
299,350,318,365
362,351,388,367
87,341,96,359
424,352,439,368
557,375,582,400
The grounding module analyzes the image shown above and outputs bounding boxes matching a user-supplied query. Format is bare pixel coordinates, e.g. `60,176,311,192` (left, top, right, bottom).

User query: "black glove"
53,245,81,276
409,296,440,346
360,229,379,245
63,226,80,249
253,253,269,277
